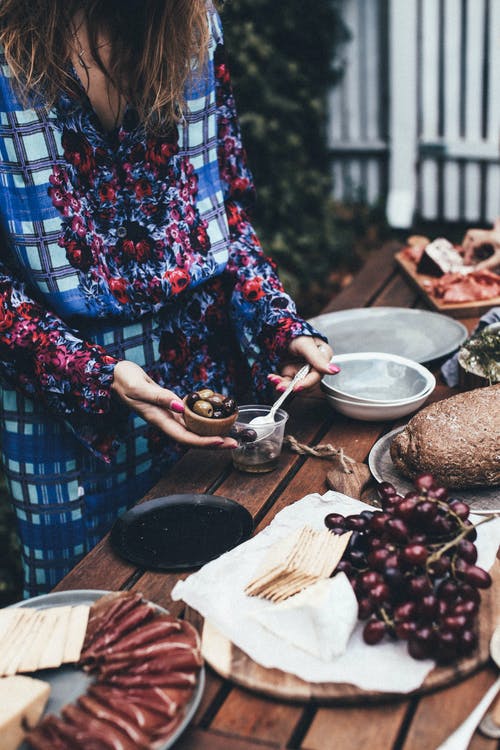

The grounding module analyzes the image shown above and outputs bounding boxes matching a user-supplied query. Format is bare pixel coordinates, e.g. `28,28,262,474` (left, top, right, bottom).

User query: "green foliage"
219,0,353,313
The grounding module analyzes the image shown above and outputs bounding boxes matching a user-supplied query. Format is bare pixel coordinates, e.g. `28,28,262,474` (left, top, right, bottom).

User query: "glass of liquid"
231,405,289,474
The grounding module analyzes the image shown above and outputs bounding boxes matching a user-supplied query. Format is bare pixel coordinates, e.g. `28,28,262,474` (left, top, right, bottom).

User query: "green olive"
192,400,214,418
197,388,215,400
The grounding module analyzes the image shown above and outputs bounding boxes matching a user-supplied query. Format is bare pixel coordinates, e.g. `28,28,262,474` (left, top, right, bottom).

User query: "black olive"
212,408,224,419
222,397,237,415
239,427,257,443
186,392,200,409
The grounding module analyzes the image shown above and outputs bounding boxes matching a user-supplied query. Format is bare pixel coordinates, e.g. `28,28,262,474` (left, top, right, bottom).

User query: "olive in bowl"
183,389,238,437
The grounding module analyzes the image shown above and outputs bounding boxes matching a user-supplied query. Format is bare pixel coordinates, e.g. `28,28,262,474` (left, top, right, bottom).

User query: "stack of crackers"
0,605,90,676
245,526,352,603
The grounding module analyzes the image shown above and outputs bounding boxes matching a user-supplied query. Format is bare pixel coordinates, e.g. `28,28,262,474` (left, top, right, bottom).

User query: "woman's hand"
461,218,500,270
111,360,237,448
268,336,338,393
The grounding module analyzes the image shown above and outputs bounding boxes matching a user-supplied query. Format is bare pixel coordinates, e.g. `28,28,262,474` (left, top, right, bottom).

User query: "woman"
0,0,335,596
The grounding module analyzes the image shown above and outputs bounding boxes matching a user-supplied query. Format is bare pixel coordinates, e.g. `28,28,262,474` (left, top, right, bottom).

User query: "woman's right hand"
110,360,238,449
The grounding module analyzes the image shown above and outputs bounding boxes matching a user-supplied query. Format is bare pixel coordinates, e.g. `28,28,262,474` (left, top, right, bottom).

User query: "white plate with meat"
13,589,205,750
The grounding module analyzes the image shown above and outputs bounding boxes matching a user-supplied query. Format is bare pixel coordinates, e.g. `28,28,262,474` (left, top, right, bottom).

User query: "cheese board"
395,251,500,318
185,557,499,703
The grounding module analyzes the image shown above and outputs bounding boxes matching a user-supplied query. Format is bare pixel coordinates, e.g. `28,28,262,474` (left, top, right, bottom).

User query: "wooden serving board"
186,558,499,704
395,251,500,318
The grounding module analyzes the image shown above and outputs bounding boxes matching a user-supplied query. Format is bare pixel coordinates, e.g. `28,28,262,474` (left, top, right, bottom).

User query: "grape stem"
426,514,497,567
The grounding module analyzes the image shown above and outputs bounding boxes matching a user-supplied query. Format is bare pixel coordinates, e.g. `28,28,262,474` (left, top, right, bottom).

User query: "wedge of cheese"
251,573,358,660
0,674,50,750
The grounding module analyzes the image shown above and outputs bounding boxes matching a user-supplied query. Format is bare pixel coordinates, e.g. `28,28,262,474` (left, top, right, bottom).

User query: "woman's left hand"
269,336,338,393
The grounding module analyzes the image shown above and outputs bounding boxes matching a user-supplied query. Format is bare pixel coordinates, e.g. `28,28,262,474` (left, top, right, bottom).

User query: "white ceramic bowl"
322,388,434,421
321,352,435,404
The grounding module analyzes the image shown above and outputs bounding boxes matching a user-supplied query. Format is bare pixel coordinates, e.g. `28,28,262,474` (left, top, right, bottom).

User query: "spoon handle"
269,364,311,420
436,676,500,750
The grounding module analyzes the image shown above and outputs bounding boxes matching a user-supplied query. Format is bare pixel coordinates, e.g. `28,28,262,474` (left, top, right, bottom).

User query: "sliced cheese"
63,605,90,663
0,674,50,750
251,573,358,660
37,605,72,670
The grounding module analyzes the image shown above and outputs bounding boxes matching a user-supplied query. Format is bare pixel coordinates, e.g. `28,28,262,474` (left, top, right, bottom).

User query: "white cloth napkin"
172,491,500,694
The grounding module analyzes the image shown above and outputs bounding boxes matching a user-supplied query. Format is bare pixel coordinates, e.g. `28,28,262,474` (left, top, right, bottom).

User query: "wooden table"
54,242,499,750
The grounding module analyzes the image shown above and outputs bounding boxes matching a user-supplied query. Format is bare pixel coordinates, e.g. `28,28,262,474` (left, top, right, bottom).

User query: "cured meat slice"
92,616,182,657
83,592,142,651
77,694,152,746
62,703,144,750
425,269,500,303
88,685,172,728
82,601,155,661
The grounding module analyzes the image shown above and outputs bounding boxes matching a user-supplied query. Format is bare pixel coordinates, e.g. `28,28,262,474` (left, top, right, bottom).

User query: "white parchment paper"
172,491,500,693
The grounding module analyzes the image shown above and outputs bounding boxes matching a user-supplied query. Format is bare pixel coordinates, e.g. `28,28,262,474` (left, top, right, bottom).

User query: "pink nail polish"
328,364,341,374
294,384,304,392
276,384,286,392
170,400,185,413
210,438,225,447
267,374,280,383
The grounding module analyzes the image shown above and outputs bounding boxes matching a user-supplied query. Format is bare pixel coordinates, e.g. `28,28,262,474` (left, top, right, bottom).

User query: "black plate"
110,494,253,570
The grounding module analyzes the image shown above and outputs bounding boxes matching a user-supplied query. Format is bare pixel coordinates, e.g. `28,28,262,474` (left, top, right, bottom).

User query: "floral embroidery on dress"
48,108,211,316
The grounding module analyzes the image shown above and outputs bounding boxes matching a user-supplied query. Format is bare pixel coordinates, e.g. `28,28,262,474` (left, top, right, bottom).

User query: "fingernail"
170,400,185,413
328,364,341,374
294,384,304,392
276,384,286,392
210,438,225,446
267,374,280,383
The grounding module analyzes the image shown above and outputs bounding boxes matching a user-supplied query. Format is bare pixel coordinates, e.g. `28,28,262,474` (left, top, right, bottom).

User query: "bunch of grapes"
324,474,492,663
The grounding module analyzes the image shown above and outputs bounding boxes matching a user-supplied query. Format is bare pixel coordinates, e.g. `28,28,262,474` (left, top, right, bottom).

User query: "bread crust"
390,384,500,488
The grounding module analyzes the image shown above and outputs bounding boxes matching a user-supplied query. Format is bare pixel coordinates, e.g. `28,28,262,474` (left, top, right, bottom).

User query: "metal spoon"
249,364,311,429
436,624,500,750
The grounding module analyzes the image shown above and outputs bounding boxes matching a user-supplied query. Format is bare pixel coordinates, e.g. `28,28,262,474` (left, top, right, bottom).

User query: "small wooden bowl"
183,396,238,437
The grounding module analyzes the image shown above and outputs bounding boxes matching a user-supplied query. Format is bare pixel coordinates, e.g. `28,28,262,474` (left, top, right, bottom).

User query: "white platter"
308,307,468,364
368,427,500,514
11,589,205,750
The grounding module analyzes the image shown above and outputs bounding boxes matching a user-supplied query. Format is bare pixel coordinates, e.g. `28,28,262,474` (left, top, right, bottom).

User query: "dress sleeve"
212,19,326,396
0,261,123,462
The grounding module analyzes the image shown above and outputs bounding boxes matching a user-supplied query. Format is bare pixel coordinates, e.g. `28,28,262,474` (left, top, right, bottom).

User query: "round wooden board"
186,558,499,704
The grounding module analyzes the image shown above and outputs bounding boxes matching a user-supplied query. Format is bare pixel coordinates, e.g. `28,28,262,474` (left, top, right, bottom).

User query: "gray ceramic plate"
369,427,500,514
12,589,205,750
308,307,468,364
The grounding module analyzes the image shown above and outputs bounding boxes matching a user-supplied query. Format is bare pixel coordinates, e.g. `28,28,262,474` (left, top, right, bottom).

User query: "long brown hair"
0,0,210,133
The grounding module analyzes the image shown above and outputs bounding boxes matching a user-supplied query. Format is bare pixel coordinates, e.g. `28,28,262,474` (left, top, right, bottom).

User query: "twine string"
284,435,357,474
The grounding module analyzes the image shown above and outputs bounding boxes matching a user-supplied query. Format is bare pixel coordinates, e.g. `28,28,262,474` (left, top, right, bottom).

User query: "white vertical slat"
486,1,500,223
362,0,381,142
442,0,462,221
485,164,500,221
366,160,380,204
420,0,441,219
463,0,486,221
387,0,419,227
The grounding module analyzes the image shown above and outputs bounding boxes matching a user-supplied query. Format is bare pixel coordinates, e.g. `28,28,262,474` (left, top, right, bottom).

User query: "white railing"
329,0,500,227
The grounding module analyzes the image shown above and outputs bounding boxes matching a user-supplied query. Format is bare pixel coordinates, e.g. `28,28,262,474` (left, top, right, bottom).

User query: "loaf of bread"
390,384,500,488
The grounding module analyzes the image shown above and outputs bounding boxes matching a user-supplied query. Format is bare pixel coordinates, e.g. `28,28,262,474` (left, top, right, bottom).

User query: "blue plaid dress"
0,7,322,596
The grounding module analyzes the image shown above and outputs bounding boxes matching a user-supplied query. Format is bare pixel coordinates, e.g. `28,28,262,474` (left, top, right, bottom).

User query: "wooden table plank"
175,727,277,750
301,701,410,750
401,669,499,750
210,687,304,746
320,241,403,313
